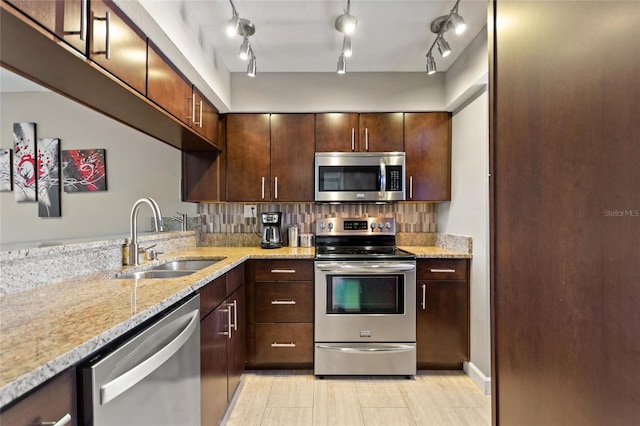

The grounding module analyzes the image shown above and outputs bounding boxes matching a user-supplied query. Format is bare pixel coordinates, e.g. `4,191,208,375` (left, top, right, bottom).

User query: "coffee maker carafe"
261,212,283,249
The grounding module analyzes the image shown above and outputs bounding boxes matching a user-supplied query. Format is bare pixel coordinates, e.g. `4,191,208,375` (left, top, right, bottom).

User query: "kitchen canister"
299,233,314,247
288,226,299,247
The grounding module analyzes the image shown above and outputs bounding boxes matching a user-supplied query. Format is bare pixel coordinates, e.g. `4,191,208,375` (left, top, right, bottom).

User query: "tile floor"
222,370,491,426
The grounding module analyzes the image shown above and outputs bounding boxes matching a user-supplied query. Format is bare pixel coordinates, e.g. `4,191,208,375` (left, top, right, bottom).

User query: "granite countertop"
0,244,469,406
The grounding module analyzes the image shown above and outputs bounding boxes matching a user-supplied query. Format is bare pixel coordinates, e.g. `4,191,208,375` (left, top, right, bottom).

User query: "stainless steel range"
314,217,417,377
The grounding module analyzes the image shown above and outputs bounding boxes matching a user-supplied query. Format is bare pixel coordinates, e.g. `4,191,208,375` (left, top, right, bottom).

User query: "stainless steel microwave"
314,152,405,202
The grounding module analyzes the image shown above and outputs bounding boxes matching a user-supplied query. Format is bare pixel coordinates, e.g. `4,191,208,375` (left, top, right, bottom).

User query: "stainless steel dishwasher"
80,295,200,425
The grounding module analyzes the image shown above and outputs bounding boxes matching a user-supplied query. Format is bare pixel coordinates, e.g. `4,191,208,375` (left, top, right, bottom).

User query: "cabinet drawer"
417,259,468,280
254,323,313,364
254,260,313,281
197,275,226,320
255,281,313,323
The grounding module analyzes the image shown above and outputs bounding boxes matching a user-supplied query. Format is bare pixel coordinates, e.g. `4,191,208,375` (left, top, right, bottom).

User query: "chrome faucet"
174,211,188,232
127,197,164,266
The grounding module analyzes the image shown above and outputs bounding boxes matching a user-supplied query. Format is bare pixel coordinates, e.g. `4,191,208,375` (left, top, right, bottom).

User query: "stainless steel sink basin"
153,259,221,271
118,270,196,280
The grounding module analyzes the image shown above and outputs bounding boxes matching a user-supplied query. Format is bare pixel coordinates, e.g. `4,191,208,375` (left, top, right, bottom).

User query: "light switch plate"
243,205,257,218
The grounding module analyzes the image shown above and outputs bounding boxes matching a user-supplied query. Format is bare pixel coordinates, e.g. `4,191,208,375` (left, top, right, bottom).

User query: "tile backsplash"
198,203,437,234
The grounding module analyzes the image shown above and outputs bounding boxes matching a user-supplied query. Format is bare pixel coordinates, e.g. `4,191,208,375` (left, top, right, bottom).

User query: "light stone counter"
398,246,472,258
0,246,314,407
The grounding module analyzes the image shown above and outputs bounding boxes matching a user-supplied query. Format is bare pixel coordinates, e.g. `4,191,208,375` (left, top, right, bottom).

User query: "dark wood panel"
315,113,359,152
226,263,245,296
417,258,468,281
404,112,451,201
253,260,314,282
200,304,229,426
270,114,315,201
226,114,271,201
89,0,146,94
0,367,77,426
358,113,404,152
252,323,313,367
255,281,313,323
227,285,245,400
491,1,640,425
147,41,192,125
193,86,219,144
197,275,226,320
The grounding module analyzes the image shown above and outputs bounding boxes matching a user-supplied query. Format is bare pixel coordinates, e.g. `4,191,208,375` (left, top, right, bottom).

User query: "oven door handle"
315,263,416,273
316,344,415,353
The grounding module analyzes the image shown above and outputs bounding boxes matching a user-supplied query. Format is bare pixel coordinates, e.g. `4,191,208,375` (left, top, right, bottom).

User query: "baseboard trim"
463,361,491,395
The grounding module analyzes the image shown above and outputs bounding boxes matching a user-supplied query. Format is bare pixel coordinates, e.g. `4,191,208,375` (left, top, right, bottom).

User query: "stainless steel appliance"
261,212,283,249
314,152,406,202
314,218,417,376
81,295,200,425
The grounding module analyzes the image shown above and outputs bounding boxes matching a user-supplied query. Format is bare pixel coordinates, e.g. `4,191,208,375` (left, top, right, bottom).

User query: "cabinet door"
0,367,77,426
193,87,219,144
147,42,192,125
200,304,229,426
226,114,271,201
227,285,245,400
416,279,469,367
6,0,86,53
253,323,314,366
315,113,359,152
270,114,315,201
358,113,404,152
89,0,146,94
404,112,452,201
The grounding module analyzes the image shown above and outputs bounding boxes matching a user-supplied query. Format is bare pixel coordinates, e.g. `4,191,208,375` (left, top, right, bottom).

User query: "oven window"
326,275,404,314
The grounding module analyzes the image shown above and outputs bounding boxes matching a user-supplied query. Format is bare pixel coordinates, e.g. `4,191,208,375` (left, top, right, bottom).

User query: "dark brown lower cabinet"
199,266,245,425
0,367,77,425
416,259,470,369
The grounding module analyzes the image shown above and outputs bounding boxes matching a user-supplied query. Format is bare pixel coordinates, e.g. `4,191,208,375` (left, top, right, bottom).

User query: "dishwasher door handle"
100,309,199,405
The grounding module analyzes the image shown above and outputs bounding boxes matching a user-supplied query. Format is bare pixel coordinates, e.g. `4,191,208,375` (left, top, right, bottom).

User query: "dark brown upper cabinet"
315,113,359,152
404,112,452,201
193,87,219,144
89,0,146,94
358,113,404,152
5,0,86,53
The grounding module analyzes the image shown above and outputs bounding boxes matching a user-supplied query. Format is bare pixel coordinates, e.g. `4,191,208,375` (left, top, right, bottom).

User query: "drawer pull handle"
271,300,296,305
42,413,72,426
429,269,456,273
270,269,296,274
271,342,296,348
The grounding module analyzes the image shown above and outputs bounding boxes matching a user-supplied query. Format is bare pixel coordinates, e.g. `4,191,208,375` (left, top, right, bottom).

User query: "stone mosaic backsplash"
198,202,437,234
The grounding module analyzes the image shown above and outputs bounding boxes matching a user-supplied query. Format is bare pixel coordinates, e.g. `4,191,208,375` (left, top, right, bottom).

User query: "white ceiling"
183,0,488,73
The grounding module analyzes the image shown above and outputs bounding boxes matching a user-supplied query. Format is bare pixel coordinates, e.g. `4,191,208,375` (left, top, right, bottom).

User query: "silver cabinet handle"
351,127,355,151
409,176,413,199
226,302,233,338
271,300,296,305
231,300,238,331
65,0,87,40
42,413,72,426
430,269,456,273
271,342,296,348
365,128,369,151
274,176,278,199
270,269,296,274
422,284,427,310
198,100,203,128
261,177,265,200
100,309,199,404
93,11,111,59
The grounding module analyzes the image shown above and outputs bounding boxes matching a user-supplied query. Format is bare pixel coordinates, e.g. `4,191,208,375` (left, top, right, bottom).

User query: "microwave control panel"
386,166,403,191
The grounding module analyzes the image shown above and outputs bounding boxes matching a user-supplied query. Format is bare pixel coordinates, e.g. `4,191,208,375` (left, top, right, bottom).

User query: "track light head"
337,54,346,74
247,54,257,77
342,35,353,58
426,54,437,75
450,13,466,35
239,37,250,60
335,12,358,34
437,36,451,58
226,16,240,37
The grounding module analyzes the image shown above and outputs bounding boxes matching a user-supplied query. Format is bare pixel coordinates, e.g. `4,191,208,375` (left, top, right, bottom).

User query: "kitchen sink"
116,258,224,279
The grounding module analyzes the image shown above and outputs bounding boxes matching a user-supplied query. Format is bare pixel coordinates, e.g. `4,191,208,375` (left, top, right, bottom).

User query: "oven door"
314,261,416,342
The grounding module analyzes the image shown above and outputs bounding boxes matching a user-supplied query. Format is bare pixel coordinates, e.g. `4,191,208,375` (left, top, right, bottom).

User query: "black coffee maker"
261,212,283,249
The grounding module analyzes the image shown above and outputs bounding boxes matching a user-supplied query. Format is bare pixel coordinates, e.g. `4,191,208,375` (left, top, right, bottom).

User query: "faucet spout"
127,197,163,266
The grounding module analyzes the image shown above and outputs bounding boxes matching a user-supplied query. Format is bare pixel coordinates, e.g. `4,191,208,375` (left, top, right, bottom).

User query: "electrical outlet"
243,205,257,218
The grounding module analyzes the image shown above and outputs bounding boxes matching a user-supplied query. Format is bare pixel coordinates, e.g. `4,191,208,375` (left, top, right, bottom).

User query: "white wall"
0,91,197,249
445,27,489,111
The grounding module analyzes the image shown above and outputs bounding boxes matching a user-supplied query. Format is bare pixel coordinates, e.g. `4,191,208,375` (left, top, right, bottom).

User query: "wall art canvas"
62,149,107,192
37,138,61,217
0,149,12,192
13,122,37,202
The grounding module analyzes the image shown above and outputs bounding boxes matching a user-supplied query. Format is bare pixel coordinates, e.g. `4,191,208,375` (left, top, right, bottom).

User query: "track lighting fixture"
335,0,356,74
425,0,466,76
247,50,257,77
239,36,250,60
342,35,353,58
226,0,258,76
337,54,346,74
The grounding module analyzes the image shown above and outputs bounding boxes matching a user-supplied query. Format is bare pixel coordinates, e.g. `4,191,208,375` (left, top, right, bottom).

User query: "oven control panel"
316,217,396,235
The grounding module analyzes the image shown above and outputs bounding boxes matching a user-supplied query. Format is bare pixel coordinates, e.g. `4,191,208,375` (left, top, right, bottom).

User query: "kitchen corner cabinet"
0,367,77,426
198,265,245,426
246,260,314,368
416,259,469,369
89,0,147,94
5,0,86,53
358,113,404,152
404,112,452,201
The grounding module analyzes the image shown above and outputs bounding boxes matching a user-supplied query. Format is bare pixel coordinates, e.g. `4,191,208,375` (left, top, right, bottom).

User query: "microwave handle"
379,159,386,198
